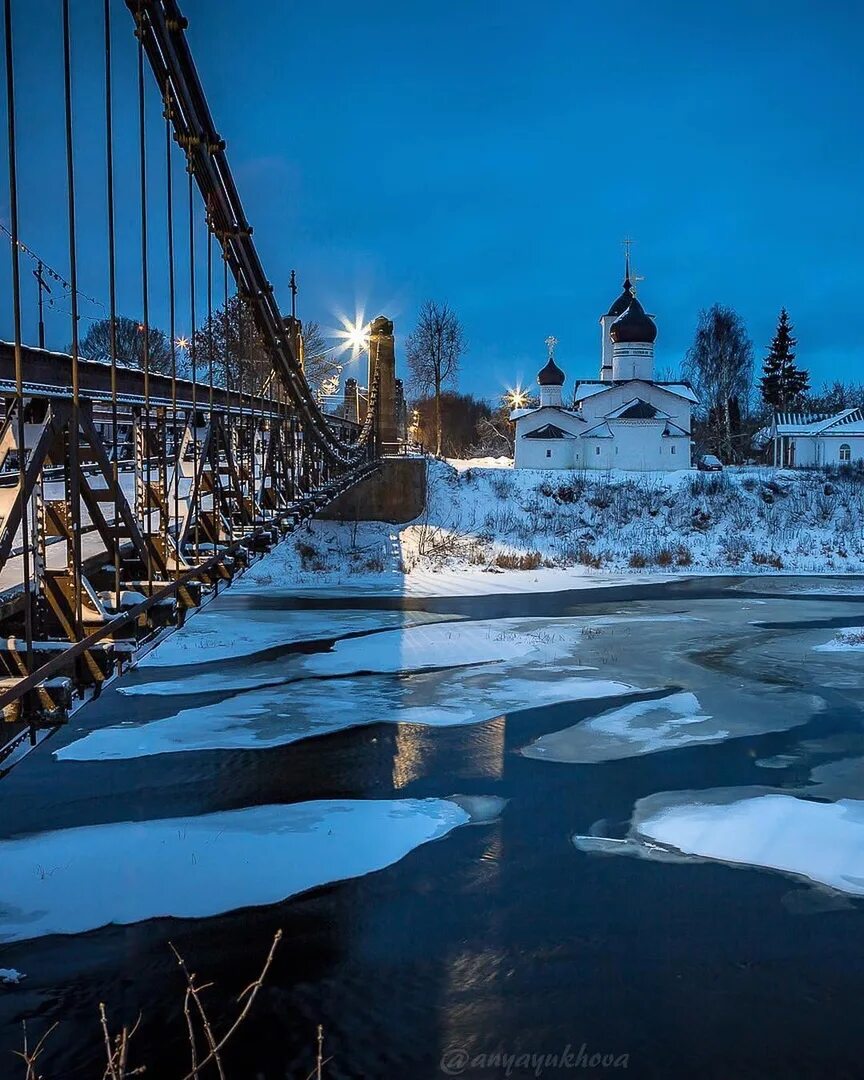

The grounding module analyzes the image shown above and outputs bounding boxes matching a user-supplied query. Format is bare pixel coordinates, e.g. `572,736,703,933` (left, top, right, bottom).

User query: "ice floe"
0,969,24,985
522,691,725,763
634,791,864,896
447,795,509,824
58,666,635,762
0,799,469,943
138,609,456,669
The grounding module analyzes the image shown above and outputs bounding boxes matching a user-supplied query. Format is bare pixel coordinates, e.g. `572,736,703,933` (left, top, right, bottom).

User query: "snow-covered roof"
661,420,690,437
573,379,698,404
581,421,615,439
510,404,581,422
773,408,864,436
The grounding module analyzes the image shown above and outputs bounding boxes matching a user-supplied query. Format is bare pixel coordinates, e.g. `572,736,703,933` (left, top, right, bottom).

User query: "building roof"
573,380,698,404
537,356,566,386
581,420,616,439
522,423,577,440
773,408,864,436
606,278,634,318
610,297,657,344
605,397,672,421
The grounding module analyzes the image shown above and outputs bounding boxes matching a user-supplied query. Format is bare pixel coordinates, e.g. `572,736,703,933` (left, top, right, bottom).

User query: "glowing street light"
331,312,371,360
505,385,529,410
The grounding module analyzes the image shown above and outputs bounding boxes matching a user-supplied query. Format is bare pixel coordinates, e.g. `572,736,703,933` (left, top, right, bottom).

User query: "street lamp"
505,385,529,410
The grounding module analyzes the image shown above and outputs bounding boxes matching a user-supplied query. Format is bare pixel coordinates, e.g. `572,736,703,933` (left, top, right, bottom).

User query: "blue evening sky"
1,0,862,401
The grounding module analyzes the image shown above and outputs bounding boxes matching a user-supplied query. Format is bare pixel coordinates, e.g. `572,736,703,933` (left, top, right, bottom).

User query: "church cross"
545,335,558,359
623,236,645,293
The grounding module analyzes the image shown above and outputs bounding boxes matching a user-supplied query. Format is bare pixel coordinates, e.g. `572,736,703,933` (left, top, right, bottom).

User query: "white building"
769,409,864,467
512,263,698,471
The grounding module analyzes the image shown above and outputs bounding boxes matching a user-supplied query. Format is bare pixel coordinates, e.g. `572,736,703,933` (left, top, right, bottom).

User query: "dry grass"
494,550,542,570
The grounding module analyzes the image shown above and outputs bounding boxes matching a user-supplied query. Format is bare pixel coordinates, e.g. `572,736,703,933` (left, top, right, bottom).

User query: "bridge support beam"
319,457,426,524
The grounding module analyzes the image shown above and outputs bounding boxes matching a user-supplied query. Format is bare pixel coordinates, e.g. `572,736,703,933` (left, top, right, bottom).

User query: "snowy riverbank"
236,459,864,595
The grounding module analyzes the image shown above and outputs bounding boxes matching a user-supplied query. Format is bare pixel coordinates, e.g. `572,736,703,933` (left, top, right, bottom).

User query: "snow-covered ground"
814,627,864,652
0,799,471,943
232,460,864,596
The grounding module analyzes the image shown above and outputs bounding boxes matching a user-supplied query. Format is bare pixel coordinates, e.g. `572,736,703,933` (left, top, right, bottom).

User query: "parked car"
697,454,723,471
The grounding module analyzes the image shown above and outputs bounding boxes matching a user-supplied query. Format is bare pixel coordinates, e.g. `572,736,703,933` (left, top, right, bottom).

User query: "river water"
1,575,864,1078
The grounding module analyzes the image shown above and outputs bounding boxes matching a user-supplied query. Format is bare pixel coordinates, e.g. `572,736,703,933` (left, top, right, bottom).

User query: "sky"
1,0,863,402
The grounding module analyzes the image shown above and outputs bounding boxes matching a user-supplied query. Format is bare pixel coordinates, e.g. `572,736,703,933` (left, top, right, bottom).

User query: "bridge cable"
222,248,234,543
136,0,154,598
103,0,122,606
62,0,84,637
165,82,180,583
3,0,35,696
206,204,215,546
187,168,200,560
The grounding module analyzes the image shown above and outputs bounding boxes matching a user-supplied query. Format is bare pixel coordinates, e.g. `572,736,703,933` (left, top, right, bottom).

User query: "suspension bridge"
0,0,405,773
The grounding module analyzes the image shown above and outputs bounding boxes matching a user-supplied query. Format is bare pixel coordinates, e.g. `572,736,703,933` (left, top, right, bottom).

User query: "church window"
671,445,676,455
595,445,601,455
840,444,851,463
546,449,552,458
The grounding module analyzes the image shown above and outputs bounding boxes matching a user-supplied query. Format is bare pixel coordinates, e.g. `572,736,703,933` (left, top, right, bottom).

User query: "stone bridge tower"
368,315,399,454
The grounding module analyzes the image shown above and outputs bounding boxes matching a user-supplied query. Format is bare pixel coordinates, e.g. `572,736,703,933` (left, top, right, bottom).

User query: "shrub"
629,551,648,569
495,550,542,570
751,551,784,569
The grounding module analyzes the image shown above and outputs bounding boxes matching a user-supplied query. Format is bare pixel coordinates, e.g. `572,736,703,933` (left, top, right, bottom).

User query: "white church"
512,262,698,471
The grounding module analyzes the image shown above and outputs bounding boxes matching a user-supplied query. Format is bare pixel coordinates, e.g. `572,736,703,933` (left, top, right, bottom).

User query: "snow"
0,799,470,943
521,691,724,763
58,617,642,760
814,627,864,652
234,459,864,599
0,968,24,985
635,793,864,896
446,456,513,471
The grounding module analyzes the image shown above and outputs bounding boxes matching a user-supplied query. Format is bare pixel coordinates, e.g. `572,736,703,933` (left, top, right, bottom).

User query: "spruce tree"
759,309,810,411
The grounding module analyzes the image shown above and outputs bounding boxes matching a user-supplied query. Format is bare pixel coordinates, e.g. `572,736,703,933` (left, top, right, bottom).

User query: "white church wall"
611,342,654,381
516,438,579,470
577,381,692,430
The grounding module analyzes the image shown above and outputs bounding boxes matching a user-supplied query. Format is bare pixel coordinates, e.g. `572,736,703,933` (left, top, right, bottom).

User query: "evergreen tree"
759,309,809,410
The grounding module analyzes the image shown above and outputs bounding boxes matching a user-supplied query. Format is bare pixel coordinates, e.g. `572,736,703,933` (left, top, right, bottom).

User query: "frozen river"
1,575,864,1077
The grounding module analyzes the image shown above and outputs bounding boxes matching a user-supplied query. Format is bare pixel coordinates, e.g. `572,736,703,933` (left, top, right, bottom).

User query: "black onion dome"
606,277,634,318
609,297,657,344
537,356,565,386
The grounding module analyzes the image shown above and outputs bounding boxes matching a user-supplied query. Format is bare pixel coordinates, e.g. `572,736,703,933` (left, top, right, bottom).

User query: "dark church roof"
606,276,634,317
610,297,657,344
537,356,566,386
617,400,659,419
523,423,574,440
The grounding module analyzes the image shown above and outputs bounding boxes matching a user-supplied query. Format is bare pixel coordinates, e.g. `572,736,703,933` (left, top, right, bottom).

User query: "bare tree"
683,305,753,462
80,315,179,376
193,295,273,394
301,321,343,403
406,300,465,456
